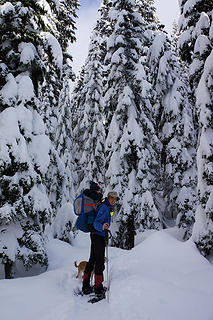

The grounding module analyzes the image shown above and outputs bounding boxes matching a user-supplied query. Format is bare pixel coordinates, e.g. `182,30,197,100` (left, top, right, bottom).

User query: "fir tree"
71,0,116,194
179,0,213,255
192,51,213,256
55,64,75,201
103,0,162,249
72,26,106,193
146,21,197,239
0,0,78,277
0,103,52,278
37,0,78,143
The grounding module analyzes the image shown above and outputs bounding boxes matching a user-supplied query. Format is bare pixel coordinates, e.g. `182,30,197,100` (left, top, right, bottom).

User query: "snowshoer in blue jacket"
82,191,119,297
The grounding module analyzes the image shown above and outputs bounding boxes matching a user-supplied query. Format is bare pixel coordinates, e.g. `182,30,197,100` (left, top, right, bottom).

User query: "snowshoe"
88,291,106,304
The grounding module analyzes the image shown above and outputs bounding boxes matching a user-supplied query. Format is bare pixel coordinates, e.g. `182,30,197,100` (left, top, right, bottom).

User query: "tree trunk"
4,260,14,279
125,215,135,250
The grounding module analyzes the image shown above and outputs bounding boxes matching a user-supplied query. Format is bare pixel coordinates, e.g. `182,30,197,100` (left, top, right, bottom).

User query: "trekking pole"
105,230,109,303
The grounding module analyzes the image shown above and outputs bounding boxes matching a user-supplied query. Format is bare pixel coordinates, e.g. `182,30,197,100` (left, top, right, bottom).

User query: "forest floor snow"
0,228,213,320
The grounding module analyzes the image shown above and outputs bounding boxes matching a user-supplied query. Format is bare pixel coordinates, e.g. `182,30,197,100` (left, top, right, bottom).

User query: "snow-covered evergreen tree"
0,102,51,278
179,0,213,255
37,0,78,143
102,0,163,249
73,38,106,191
0,0,78,277
55,66,75,200
71,8,110,193
192,50,213,256
146,21,197,239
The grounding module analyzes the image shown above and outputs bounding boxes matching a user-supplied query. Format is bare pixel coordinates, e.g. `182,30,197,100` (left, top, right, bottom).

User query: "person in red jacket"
82,191,119,298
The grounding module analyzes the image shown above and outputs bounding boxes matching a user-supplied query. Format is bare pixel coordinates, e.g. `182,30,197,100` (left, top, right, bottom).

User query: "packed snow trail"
0,230,213,320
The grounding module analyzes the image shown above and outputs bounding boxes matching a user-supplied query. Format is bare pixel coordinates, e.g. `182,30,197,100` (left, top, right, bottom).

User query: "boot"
94,274,105,296
82,273,93,295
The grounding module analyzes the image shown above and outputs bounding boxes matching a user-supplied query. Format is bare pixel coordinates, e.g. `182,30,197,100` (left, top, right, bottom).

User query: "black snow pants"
84,233,106,276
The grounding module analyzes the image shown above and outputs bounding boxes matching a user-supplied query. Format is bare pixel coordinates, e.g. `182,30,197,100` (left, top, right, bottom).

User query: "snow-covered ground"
0,229,213,320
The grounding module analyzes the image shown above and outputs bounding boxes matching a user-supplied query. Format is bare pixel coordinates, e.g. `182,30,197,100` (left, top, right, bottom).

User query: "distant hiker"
82,191,119,299
83,182,104,233
74,181,103,232
83,181,103,204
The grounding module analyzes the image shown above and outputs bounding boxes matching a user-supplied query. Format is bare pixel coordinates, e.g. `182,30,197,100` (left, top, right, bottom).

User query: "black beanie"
90,181,101,191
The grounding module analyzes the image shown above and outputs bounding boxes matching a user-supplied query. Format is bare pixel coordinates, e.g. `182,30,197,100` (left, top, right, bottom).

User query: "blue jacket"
93,199,112,237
